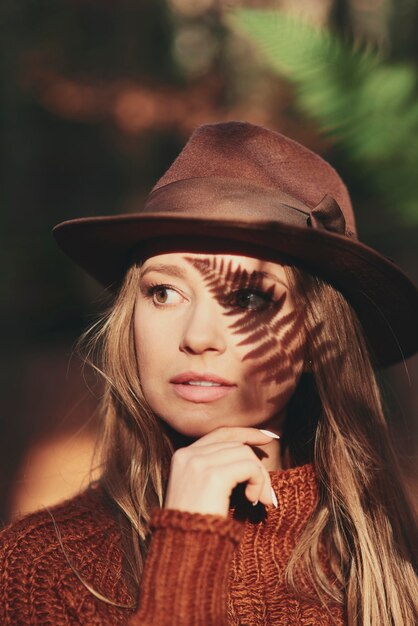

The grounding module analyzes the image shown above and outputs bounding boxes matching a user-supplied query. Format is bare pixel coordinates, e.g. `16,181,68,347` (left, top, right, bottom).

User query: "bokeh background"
1,0,417,523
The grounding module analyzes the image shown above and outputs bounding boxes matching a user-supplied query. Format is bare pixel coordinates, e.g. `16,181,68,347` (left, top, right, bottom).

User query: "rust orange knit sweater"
0,463,345,625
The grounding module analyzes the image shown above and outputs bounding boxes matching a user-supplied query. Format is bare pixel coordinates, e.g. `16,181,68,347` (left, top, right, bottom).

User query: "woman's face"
134,252,306,439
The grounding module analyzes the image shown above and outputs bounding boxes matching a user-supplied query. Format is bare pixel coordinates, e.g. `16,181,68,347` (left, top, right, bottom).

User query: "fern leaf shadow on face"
184,256,346,410
184,256,306,407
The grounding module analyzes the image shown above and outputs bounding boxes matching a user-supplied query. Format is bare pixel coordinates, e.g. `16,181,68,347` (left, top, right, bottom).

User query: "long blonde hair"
82,260,418,625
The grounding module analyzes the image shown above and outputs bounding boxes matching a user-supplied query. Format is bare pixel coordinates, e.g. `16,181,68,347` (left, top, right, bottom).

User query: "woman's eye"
228,289,272,311
148,285,182,305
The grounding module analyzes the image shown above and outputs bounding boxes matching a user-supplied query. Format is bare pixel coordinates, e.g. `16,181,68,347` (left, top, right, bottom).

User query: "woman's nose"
179,299,226,355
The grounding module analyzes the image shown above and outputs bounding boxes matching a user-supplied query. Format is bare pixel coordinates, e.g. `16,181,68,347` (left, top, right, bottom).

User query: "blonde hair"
284,268,418,625
82,261,418,624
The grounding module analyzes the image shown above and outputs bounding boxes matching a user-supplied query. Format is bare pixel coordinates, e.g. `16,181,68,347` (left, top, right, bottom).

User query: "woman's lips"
170,371,234,385
169,372,236,403
170,382,235,403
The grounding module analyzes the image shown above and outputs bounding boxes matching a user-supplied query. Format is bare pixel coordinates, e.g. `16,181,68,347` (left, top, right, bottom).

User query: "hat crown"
152,121,356,235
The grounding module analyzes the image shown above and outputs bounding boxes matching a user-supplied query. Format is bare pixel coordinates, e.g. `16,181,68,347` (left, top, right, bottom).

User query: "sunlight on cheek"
134,307,176,380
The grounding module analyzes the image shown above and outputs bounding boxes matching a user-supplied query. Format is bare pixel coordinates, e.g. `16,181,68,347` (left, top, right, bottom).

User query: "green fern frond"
228,9,418,224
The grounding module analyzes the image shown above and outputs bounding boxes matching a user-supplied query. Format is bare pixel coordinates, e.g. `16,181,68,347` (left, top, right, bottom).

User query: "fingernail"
252,500,259,507
259,429,280,439
271,487,278,508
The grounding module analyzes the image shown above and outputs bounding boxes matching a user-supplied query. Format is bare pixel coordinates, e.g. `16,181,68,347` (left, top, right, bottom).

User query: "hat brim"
53,213,418,367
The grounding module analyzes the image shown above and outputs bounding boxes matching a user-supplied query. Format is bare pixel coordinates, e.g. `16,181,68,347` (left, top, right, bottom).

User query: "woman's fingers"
188,443,272,505
214,460,272,508
186,441,267,458
164,426,279,516
189,427,278,507
190,426,277,448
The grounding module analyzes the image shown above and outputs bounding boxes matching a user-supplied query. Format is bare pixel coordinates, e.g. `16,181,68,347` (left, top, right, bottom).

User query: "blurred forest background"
1,0,417,523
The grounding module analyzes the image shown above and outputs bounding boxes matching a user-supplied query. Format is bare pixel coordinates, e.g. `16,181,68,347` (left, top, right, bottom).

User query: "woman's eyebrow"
139,264,288,287
139,264,187,280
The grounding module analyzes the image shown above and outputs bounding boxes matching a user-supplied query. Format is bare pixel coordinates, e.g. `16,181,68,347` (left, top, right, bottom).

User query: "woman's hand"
163,427,278,518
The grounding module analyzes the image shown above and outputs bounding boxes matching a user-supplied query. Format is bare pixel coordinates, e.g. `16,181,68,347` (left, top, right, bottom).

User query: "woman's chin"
158,420,201,448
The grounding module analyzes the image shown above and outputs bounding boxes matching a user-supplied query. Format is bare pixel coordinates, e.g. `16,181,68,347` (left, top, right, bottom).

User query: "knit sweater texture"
0,463,345,625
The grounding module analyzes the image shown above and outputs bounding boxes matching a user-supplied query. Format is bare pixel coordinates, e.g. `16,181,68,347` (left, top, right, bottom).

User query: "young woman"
1,122,417,625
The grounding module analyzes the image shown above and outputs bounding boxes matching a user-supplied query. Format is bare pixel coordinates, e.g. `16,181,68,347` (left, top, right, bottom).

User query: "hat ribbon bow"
308,194,348,236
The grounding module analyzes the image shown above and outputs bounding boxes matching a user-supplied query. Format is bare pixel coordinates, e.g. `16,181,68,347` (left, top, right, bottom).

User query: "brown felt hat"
53,121,418,367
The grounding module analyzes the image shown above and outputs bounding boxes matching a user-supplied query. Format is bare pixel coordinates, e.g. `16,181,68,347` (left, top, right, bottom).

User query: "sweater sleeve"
0,489,135,625
130,507,245,626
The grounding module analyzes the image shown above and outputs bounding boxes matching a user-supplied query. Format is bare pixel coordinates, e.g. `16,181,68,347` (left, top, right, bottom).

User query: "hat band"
144,177,348,236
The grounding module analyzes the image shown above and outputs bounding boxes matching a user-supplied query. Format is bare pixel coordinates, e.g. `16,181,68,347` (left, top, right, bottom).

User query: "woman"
1,122,417,625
